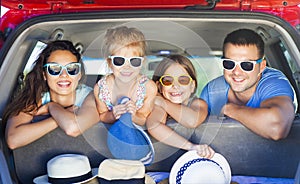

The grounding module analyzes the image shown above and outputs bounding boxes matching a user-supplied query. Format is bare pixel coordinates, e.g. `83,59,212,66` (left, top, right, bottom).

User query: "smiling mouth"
170,92,182,97
57,81,71,87
232,77,245,83
121,71,133,76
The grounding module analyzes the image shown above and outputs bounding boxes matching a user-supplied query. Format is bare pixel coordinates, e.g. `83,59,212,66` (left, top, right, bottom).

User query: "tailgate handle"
185,0,220,10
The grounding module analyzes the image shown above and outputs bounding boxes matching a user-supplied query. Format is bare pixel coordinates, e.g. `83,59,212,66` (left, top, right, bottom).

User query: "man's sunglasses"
44,63,81,76
221,57,264,72
159,75,193,87
109,56,144,68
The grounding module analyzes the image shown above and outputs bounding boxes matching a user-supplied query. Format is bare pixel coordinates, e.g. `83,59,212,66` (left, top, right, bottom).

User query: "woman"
3,40,99,149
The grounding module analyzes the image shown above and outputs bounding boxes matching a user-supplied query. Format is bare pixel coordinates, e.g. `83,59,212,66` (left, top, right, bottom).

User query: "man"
200,29,297,140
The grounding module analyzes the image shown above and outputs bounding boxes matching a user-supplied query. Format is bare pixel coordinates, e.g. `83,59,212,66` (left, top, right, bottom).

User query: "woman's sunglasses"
159,75,193,87
44,62,81,76
109,56,143,68
221,57,263,72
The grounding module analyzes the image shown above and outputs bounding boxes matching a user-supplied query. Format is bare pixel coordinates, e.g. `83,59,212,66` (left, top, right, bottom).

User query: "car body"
0,0,300,183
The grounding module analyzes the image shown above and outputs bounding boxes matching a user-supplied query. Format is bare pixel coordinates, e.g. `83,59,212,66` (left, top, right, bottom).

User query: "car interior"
0,10,300,183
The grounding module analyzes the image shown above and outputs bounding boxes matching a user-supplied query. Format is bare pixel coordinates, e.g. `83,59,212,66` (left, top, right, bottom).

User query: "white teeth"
171,92,182,96
233,78,244,82
58,81,71,85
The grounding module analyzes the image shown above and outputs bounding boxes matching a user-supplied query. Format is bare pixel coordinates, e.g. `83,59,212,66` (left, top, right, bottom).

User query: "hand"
112,103,127,119
65,105,78,113
125,100,137,115
154,95,166,108
36,103,50,116
190,144,215,159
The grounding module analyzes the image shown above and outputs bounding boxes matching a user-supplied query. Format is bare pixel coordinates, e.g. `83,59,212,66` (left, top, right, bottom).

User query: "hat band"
48,171,93,184
176,158,224,184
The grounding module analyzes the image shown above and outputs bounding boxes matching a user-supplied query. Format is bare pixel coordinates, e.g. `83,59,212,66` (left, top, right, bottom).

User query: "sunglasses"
159,75,193,87
44,62,81,76
109,56,144,67
221,57,263,72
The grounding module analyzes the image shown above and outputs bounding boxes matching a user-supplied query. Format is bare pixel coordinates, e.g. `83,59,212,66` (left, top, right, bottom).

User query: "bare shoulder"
145,79,158,95
190,97,208,109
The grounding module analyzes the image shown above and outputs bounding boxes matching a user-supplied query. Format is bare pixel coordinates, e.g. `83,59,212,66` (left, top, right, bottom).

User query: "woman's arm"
156,97,208,128
48,92,100,137
5,111,58,150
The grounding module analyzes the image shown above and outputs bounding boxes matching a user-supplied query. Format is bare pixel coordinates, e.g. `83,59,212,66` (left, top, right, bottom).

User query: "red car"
0,0,300,183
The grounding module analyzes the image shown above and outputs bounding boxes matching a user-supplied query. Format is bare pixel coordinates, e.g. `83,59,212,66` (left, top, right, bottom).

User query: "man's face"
223,43,266,95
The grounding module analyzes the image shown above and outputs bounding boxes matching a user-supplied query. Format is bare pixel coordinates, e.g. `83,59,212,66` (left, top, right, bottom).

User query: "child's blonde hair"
102,26,146,58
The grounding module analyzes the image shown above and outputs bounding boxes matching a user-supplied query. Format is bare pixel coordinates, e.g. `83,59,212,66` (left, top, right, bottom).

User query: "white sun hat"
169,151,231,184
33,154,98,184
98,159,156,184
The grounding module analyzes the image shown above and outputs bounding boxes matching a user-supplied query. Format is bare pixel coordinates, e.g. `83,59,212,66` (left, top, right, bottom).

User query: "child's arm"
93,83,116,124
131,80,157,126
146,104,214,159
156,97,208,128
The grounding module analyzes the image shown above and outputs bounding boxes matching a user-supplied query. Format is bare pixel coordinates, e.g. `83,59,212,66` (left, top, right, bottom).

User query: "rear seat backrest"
12,123,110,183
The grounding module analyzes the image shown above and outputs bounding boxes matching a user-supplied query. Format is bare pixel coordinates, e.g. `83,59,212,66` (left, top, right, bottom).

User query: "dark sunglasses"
221,57,263,72
44,62,81,76
109,56,144,67
159,75,193,87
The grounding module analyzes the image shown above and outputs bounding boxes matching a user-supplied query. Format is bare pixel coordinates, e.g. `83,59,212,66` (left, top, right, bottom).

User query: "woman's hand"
36,103,50,116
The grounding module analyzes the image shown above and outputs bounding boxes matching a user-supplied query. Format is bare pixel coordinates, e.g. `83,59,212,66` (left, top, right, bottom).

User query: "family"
2,25,297,183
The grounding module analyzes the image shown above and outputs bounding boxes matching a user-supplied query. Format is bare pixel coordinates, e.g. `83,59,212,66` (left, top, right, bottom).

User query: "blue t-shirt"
200,67,296,116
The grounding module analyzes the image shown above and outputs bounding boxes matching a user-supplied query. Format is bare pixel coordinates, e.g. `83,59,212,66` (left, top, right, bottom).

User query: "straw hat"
169,151,231,184
33,154,98,184
98,159,155,184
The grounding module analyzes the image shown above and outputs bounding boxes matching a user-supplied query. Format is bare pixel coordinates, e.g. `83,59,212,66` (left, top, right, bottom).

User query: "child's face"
109,46,143,83
160,63,195,105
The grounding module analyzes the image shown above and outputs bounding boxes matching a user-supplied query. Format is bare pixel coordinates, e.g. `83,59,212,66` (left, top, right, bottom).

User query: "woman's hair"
152,55,198,95
102,26,146,59
2,40,83,123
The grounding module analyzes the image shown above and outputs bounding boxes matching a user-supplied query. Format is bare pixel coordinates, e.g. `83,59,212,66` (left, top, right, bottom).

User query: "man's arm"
223,96,295,140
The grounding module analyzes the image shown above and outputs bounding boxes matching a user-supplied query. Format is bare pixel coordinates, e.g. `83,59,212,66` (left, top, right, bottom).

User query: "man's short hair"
223,29,264,58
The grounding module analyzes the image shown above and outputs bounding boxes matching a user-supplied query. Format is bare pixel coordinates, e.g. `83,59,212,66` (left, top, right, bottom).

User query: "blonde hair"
102,26,146,58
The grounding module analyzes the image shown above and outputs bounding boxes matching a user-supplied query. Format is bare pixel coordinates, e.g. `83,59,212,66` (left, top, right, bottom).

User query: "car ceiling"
22,18,272,59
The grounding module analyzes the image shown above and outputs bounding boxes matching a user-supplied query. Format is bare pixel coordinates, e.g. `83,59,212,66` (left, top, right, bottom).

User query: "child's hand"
190,144,215,159
154,95,166,108
112,103,127,119
125,100,137,115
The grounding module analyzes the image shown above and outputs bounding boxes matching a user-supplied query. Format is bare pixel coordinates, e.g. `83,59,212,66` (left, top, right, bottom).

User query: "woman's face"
44,50,81,98
160,63,195,105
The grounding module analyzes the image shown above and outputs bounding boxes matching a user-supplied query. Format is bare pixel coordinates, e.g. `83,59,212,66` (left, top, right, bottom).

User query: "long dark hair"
2,40,83,123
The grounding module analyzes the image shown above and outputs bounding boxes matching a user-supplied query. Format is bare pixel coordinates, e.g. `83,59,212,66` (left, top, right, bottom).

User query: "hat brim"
33,168,98,184
169,151,231,184
133,123,155,165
